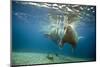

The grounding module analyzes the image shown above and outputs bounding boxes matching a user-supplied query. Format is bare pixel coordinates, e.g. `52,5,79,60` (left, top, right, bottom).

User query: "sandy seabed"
12,52,94,65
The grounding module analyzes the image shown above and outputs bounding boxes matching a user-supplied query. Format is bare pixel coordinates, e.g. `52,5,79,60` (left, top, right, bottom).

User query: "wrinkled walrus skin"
59,26,78,48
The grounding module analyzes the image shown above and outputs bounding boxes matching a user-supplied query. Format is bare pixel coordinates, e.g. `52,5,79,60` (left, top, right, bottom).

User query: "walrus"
59,25,78,49
44,25,78,49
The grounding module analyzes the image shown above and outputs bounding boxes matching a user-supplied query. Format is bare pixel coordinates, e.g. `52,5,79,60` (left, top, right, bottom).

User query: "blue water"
12,1,96,59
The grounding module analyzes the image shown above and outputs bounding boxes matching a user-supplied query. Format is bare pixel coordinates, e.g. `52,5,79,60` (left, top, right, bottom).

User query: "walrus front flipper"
58,40,64,48
61,26,78,48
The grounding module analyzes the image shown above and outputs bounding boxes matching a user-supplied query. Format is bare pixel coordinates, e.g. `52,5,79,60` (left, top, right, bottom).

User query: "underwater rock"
59,25,78,48
55,53,59,57
46,54,54,61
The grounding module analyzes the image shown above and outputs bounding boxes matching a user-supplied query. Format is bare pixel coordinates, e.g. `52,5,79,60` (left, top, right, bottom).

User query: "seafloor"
12,52,94,65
